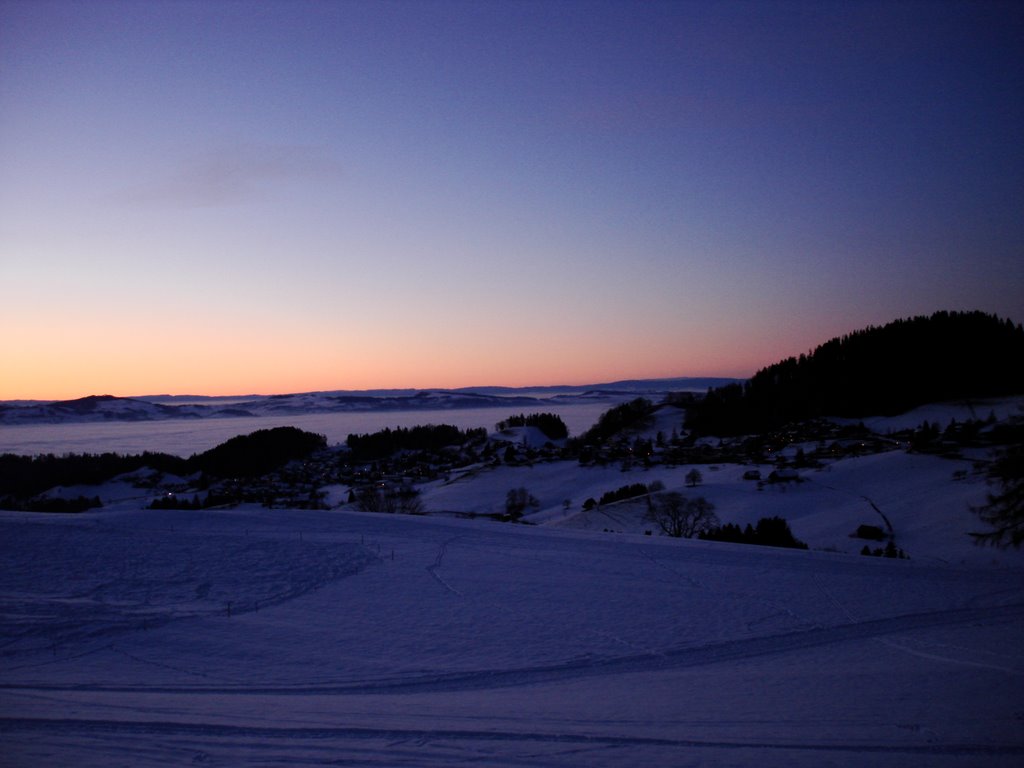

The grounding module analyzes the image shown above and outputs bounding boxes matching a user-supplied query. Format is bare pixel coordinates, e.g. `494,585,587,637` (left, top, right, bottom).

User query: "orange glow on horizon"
1,362,755,402
0,345,755,402
1,307,761,401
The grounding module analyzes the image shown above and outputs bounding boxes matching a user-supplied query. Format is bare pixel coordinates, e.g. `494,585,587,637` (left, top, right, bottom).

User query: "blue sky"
1,0,1021,398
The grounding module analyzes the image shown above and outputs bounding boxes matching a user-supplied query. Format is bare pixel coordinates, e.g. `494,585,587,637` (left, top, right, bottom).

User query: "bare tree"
647,492,718,538
685,468,703,488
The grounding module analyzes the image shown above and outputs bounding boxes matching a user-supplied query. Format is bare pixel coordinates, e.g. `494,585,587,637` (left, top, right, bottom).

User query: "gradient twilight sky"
1,0,1022,400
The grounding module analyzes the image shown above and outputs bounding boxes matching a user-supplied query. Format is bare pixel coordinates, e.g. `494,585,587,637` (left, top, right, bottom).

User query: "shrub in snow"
750,516,808,549
861,541,909,559
504,487,539,520
357,484,424,515
598,483,650,506
853,524,887,541
701,516,808,550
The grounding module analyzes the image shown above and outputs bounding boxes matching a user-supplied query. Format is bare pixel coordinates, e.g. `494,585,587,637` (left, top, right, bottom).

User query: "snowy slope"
2,502,1022,767
419,449,1022,567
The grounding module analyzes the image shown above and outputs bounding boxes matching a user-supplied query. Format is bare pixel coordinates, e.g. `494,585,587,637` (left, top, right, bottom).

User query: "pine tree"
972,445,1024,548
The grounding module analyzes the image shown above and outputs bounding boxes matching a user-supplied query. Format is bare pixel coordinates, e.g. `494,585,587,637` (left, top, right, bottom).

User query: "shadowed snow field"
2,498,1023,766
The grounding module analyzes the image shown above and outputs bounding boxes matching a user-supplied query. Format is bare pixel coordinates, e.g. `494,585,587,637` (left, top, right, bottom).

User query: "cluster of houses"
148,404,1001,513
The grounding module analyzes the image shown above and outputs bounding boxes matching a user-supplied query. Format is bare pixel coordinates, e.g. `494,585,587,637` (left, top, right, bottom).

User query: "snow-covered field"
2,397,1023,766
3,442,1023,766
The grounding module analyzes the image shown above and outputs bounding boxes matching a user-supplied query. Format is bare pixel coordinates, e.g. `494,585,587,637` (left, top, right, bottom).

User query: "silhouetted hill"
685,311,1024,436
191,427,327,478
0,427,327,504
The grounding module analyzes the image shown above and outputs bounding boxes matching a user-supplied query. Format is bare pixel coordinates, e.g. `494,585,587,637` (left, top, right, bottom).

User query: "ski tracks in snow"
426,536,463,597
8,601,1022,698
637,547,818,634
2,714,1022,764
813,573,1024,676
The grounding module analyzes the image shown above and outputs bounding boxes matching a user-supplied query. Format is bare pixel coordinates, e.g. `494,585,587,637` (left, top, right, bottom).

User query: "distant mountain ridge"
685,310,1024,435
0,377,737,425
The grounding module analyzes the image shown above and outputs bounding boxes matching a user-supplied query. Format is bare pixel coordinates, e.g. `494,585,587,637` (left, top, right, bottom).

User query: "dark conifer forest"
495,413,569,441
192,427,327,478
345,424,486,461
685,311,1024,436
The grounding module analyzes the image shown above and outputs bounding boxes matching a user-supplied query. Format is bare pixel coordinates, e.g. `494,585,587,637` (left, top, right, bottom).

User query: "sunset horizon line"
1,373,753,405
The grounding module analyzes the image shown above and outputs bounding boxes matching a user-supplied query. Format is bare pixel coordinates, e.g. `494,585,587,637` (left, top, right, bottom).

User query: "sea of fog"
0,402,617,457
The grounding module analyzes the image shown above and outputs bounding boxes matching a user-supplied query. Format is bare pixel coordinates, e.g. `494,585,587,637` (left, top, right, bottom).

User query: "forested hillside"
0,427,327,509
685,311,1024,435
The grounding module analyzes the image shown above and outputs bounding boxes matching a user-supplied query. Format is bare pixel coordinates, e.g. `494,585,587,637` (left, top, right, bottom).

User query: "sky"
1,0,1022,400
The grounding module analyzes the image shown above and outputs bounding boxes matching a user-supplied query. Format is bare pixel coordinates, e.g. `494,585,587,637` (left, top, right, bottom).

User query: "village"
144,397,1000,518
